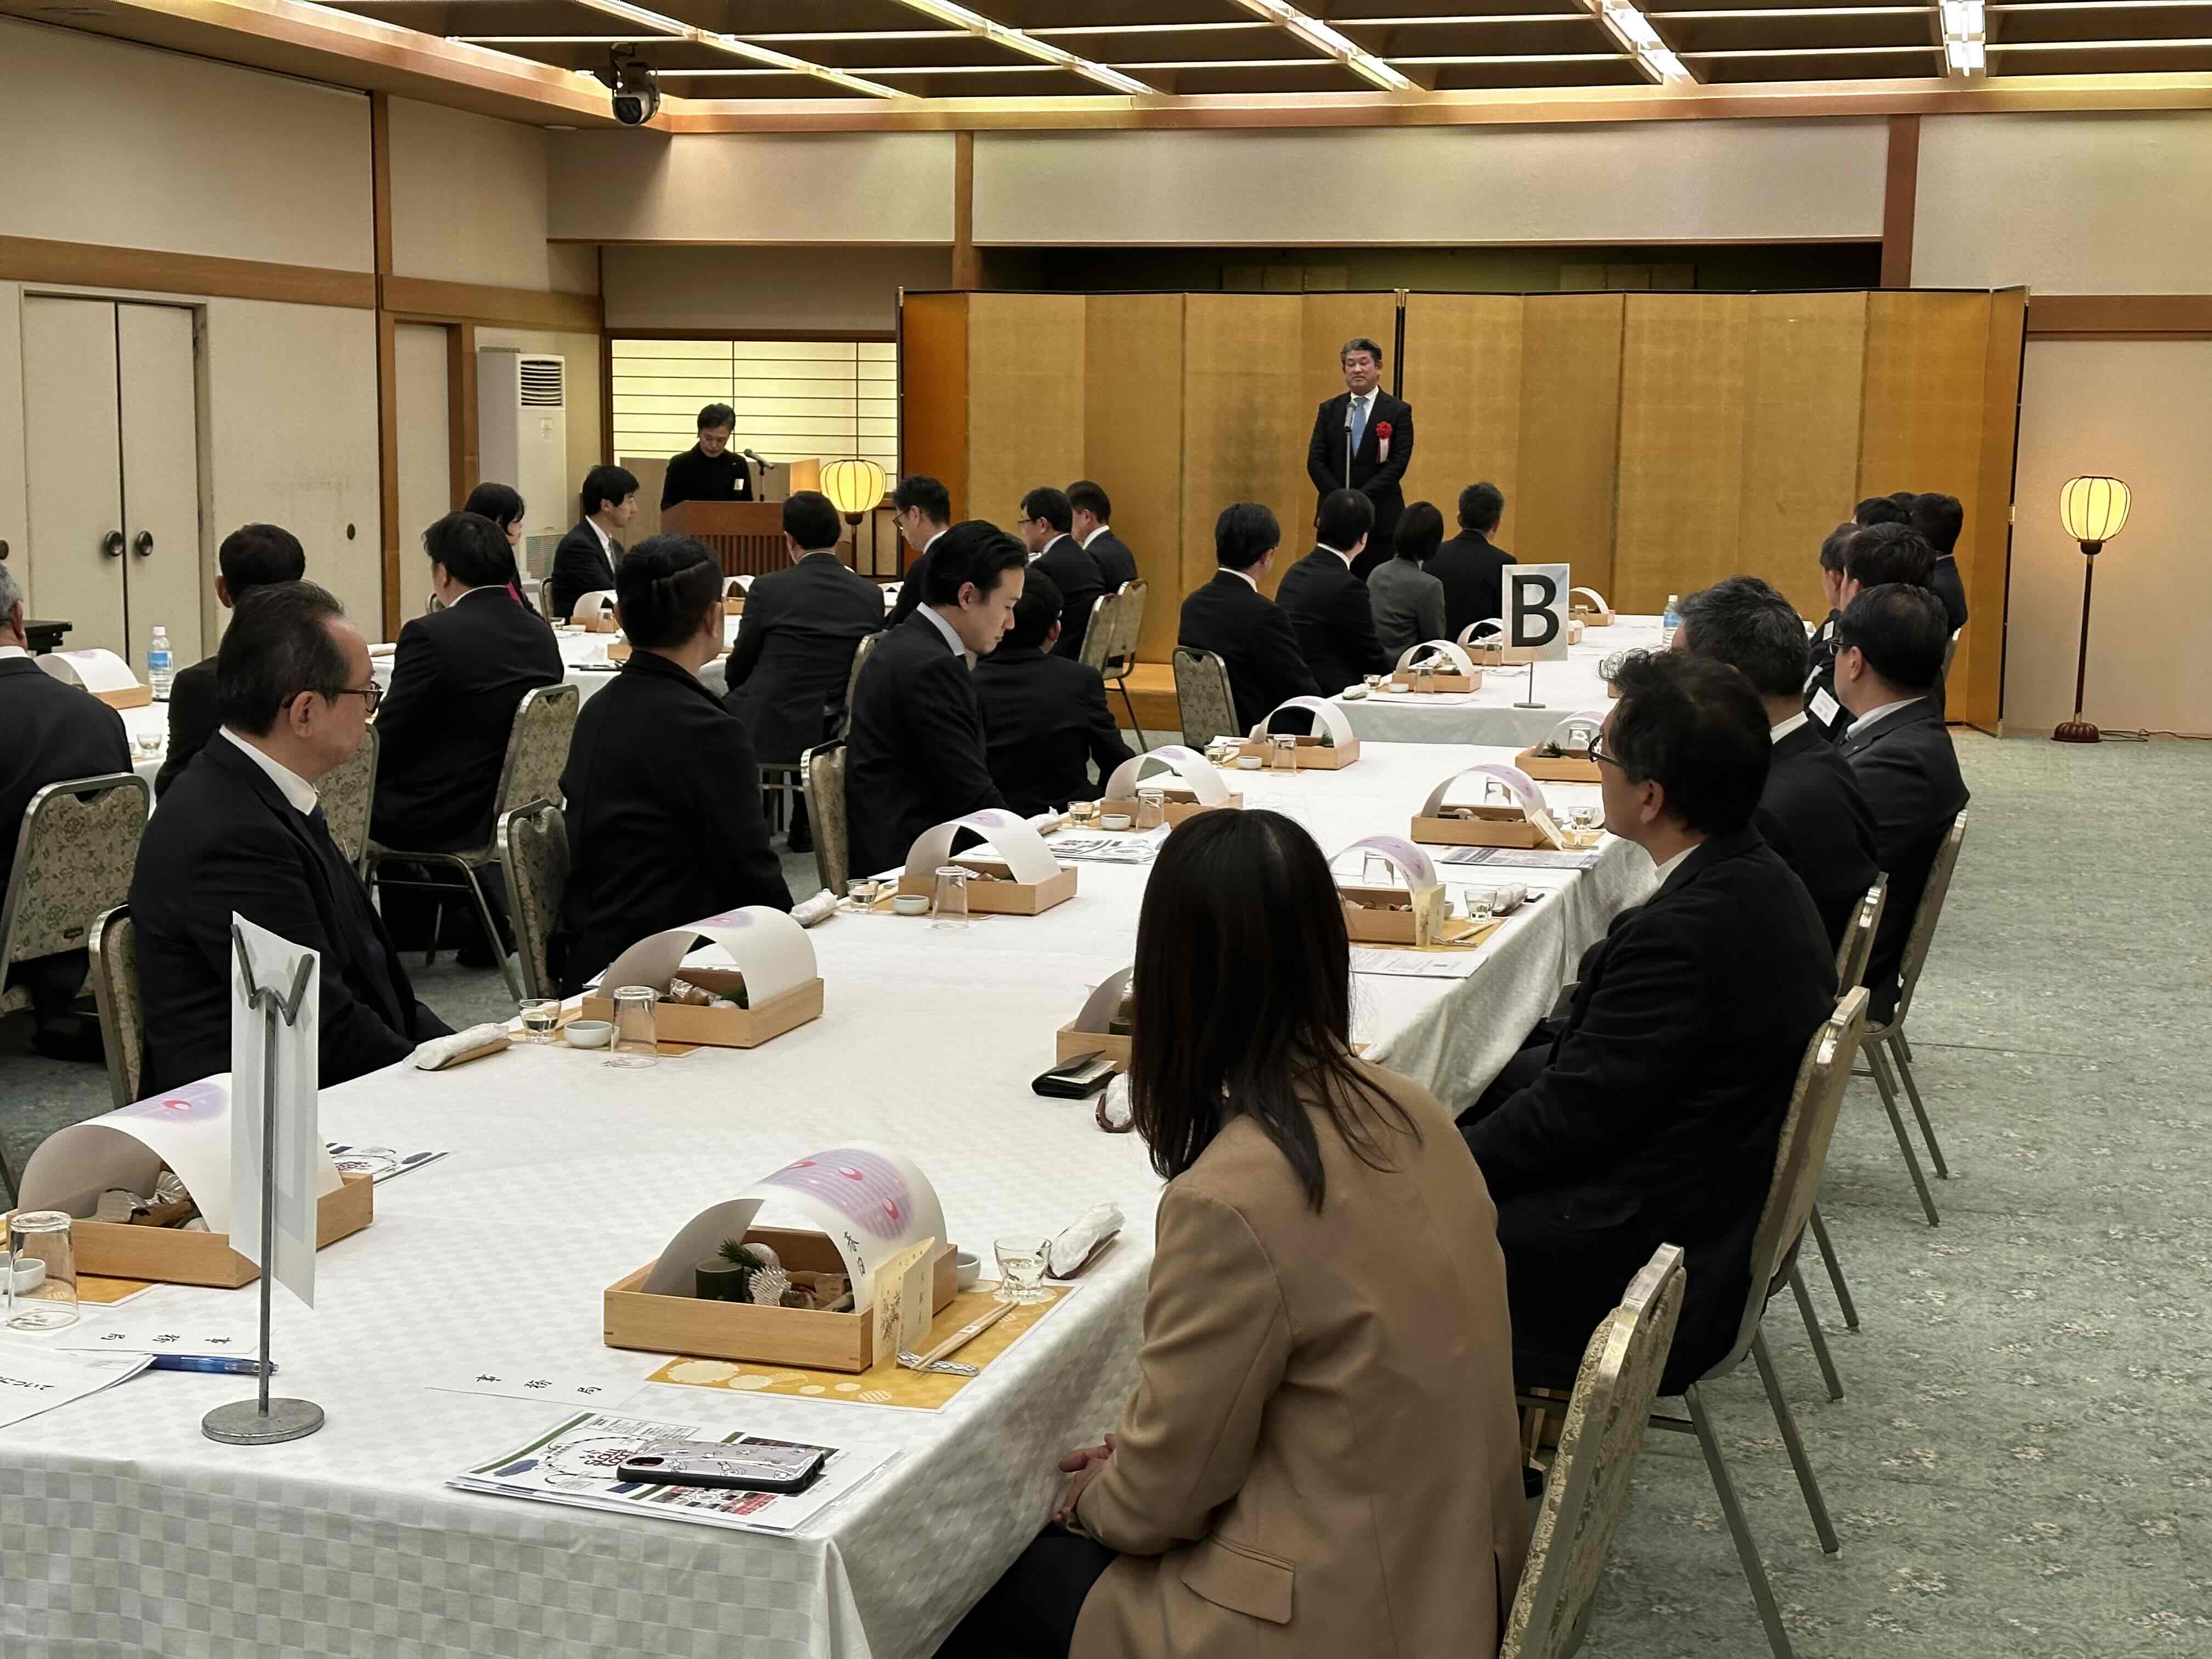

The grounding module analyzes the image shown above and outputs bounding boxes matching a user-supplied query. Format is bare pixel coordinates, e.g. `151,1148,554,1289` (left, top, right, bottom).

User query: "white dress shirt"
1652,844,1695,886
1770,709,1810,744
588,516,616,564
1222,567,1260,591
0,644,30,662
1081,526,1111,550
1846,696,1925,739
221,727,320,816
917,603,968,663
1317,543,1357,569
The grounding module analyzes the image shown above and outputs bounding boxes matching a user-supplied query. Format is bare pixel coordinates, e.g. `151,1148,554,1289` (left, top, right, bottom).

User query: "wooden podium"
662,501,787,579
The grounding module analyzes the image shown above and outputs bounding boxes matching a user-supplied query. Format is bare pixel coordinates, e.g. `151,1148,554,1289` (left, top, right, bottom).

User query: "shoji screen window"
611,339,896,480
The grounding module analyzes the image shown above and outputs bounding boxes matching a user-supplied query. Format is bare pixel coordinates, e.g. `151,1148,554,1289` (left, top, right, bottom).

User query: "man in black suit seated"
1276,489,1391,697
1427,481,1516,643
1805,520,1936,742
972,569,1133,819
884,474,953,630
660,402,753,511
1910,491,1970,635
1067,480,1138,591
1176,503,1320,736
131,583,451,1094
1459,649,1836,1392
1015,486,1107,664
1678,576,1879,955
845,522,1024,880
724,491,887,853
1306,335,1413,580
545,464,638,624
1835,584,1970,1023
1,560,131,1061
157,522,306,799
1853,494,1911,529
555,535,791,995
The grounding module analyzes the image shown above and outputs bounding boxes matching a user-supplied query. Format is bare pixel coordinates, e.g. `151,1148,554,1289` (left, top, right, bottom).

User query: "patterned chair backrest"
1077,589,1122,676
843,630,886,736
1835,874,1887,990
496,799,569,1002
804,741,849,895
1,771,149,979
88,904,141,1109
495,684,581,846
1501,1244,1687,1659
1108,580,1147,679
1171,646,1238,748
318,727,379,877
1892,810,1968,1028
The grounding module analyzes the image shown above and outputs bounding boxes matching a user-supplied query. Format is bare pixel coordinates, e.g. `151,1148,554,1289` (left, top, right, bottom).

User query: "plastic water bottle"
147,627,173,701
1661,594,1681,636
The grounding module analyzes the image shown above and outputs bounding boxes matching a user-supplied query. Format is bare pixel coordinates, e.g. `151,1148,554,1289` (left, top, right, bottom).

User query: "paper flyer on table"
0,1347,151,1431
60,1322,263,1359
1437,847,1602,871
1047,836,1160,866
1350,947,1488,981
230,915,322,1308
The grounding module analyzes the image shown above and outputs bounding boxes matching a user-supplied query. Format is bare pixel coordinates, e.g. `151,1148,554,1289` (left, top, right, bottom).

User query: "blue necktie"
1349,394,1369,453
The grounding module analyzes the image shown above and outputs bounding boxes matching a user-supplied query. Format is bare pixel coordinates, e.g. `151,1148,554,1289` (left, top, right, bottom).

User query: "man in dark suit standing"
1835,584,1970,1022
555,535,791,994
724,491,887,851
1427,482,1516,642
1805,521,1936,742
157,523,306,799
1177,503,1320,736
885,475,953,630
1,560,131,1060
1460,649,1836,1393
1306,335,1413,581
1678,576,1880,955
371,512,562,854
845,522,1025,879
1015,487,1107,663
660,402,753,512
1276,489,1390,696
545,464,638,623
131,583,451,1095
1910,492,1970,635
973,569,1133,818
1068,481,1138,591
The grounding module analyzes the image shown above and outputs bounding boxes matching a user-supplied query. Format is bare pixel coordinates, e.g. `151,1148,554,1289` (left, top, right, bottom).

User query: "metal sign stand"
204,925,324,1447
1514,659,1545,710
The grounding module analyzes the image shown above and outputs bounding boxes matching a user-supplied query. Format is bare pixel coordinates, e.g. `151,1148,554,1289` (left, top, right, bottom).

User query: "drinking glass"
1465,889,1497,928
7,1211,77,1330
1135,786,1166,832
1066,800,1097,827
517,998,561,1043
1362,850,1392,888
930,866,970,930
992,1235,1052,1305
1269,734,1298,774
846,877,879,908
1413,662,1434,695
606,985,659,1069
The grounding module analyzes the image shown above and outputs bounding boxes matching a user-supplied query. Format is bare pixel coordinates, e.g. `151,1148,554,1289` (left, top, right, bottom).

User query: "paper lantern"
822,459,887,524
2058,475,2130,549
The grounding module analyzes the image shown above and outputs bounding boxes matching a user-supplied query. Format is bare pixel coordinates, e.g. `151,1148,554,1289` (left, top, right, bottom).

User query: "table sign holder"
1410,764,1568,850
1516,712,1607,783
1513,659,1545,711
1099,748,1240,826
1388,640,1482,693
1335,837,1448,945
1233,697,1362,769
205,921,323,1447
1056,967,1134,1070
896,809,1077,915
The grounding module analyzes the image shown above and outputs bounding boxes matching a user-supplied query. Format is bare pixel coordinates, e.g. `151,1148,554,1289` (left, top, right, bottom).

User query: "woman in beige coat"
943,809,1528,1658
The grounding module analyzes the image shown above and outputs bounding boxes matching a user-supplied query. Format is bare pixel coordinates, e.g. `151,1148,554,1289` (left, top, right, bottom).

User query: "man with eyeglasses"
132,580,450,1094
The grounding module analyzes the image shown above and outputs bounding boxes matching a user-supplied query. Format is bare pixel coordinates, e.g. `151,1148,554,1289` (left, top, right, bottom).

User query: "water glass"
930,866,970,930
1465,889,1497,927
1413,662,1434,695
1135,786,1166,832
846,877,879,908
606,985,659,1068
7,1211,77,1331
1362,850,1392,889
517,998,561,1043
1269,734,1299,775
1066,800,1097,826
993,1235,1052,1305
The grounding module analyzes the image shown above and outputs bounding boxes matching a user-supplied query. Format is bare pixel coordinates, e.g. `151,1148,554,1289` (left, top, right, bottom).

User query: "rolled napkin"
412,1024,511,1070
1048,1201,1126,1278
1468,884,1528,916
792,888,839,928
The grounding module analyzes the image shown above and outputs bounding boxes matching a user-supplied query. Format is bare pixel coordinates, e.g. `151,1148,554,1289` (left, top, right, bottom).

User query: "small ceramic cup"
562,1020,613,1049
891,893,930,917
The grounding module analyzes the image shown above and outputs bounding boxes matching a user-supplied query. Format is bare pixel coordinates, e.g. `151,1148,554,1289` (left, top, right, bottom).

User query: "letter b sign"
1508,565,1571,663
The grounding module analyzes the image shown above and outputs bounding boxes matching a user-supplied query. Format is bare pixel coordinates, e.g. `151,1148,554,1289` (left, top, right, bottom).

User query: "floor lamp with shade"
2054,475,2131,744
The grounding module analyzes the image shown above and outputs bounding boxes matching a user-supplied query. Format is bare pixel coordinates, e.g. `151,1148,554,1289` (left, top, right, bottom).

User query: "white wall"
602,245,951,333
388,97,576,292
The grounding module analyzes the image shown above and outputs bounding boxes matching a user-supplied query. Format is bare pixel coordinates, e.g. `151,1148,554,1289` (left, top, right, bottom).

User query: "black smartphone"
1033,1051,1117,1099
614,1439,827,1492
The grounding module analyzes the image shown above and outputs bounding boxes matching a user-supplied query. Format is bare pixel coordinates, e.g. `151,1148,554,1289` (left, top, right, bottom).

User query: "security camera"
595,49,661,127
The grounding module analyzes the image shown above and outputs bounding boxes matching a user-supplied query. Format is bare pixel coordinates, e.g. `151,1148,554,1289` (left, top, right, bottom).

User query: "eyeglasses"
328,682,383,715
1585,735,1624,771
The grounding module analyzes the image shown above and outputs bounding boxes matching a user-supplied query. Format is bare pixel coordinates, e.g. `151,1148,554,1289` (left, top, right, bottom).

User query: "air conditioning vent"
519,358,565,408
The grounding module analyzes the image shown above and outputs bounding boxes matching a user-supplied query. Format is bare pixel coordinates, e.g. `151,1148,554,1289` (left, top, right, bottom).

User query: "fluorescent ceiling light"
1581,0,1697,81
565,0,902,97
1945,35,1987,69
886,1,1157,94
1234,1,1420,90
1940,0,1985,32
1937,0,1987,77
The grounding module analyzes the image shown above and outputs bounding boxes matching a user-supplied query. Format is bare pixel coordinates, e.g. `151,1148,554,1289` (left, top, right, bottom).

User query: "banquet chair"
87,904,142,1111
1804,876,1889,1341
1171,646,1238,747
841,630,885,739
317,726,381,880
370,684,579,1002
802,741,848,895
495,799,568,1003
1080,581,1150,748
1503,1244,1685,1659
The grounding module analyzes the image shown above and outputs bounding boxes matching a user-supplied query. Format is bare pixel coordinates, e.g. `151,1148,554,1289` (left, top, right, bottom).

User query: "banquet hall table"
1,743,1654,1659
1329,615,1667,748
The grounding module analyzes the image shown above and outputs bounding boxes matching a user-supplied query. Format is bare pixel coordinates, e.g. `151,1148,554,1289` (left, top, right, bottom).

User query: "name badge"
1809,687,1842,730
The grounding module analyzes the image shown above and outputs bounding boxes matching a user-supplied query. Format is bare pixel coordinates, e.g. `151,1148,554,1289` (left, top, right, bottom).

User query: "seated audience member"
556,535,790,994
1429,481,1516,642
157,522,306,797
1067,480,1138,590
1678,577,1880,954
1276,489,1390,695
660,402,752,511
885,474,953,629
845,522,1024,880
1367,499,1448,661
461,482,540,613
723,490,888,852
1176,503,1320,735
1016,486,1108,663
546,464,638,623
1806,520,1937,742
972,570,1133,818
1853,494,1911,528
0,560,130,1060
1835,584,1970,1022
371,511,563,854
945,809,1526,1659
1459,650,1835,1392
1910,490,1970,635
131,583,451,1094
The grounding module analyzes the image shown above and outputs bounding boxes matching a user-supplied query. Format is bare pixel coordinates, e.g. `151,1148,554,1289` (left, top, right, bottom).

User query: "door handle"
132,531,154,559
101,531,125,558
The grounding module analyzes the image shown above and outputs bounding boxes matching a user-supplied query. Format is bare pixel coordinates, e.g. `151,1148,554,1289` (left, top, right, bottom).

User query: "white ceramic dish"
955,1250,981,1291
891,894,930,917
1234,755,1265,771
563,1020,613,1049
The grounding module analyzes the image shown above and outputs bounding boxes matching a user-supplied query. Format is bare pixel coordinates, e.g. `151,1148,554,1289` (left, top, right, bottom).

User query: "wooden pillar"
1881,115,1920,291
445,321,477,509
370,91,400,638
952,130,980,291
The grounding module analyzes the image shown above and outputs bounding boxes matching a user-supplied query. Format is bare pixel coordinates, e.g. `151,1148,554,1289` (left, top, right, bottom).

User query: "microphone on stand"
1344,403,1356,490
741,448,770,471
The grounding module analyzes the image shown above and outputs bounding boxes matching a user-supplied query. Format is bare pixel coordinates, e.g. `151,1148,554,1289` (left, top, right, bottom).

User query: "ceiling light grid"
569,0,906,96
1578,0,1698,81
1233,1,1420,91
1939,0,1988,73
882,1,1156,94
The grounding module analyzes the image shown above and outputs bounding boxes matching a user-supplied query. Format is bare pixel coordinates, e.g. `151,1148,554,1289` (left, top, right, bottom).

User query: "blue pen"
146,1354,275,1376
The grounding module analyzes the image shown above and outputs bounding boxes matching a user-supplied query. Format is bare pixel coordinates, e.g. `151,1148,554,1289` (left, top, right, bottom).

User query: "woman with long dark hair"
461,482,539,614
944,809,1527,1659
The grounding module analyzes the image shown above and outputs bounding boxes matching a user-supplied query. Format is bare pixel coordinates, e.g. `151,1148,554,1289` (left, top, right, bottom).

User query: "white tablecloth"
1,742,1655,1659
1331,616,1668,749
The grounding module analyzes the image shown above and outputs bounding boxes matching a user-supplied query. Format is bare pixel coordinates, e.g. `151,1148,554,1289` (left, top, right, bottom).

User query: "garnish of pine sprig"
718,1241,766,1269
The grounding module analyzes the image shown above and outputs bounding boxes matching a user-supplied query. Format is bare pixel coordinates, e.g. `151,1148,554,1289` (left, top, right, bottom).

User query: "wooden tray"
1340,884,1449,945
1516,746,1602,784
898,860,1077,915
1386,670,1481,693
1412,809,1554,849
10,1171,375,1288
1094,791,1240,827
581,973,822,1049
1055,1021,1132,1070
1228,733,1360,770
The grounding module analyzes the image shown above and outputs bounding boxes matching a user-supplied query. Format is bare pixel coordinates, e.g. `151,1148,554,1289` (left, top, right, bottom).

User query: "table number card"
871,1239,938,1359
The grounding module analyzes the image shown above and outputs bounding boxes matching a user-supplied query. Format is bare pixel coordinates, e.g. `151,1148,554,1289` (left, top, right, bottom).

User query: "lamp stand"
2053,540,2102,743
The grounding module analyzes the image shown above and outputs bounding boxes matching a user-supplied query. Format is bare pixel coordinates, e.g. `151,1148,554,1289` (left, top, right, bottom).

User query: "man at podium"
661,402,754,511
